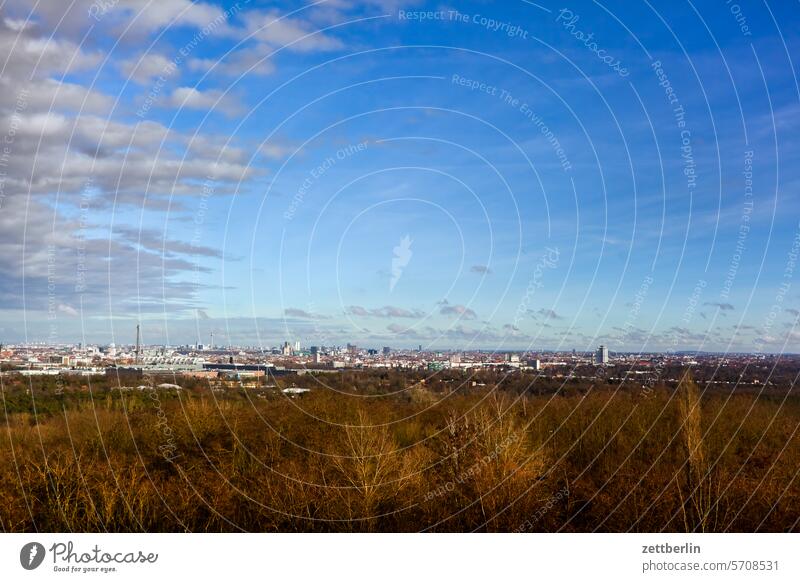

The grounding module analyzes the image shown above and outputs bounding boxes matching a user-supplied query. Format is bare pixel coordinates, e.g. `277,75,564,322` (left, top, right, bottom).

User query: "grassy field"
1,371,798,532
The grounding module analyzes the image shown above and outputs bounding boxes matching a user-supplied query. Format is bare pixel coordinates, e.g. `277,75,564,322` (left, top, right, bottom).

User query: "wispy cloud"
439,304,477,320
347,305,424,318
537,308,564,320
284,308,329,320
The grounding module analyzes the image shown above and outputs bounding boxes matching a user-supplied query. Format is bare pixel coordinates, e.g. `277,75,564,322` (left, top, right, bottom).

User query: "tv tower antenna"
135,324,140,364
210,330,214,350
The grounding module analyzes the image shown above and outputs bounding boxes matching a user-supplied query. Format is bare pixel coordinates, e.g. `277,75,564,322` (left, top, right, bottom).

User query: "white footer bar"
1,533,797,581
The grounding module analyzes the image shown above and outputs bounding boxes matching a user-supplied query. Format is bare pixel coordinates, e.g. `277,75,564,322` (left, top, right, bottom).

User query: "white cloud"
0,14,101,79
167,87,243,117
187,8,344,78
5,0,230,37
120,53,176,85
0,11,258,320
116,0,228,33
259,141,294,159
244,10,344,53
189,47,276,77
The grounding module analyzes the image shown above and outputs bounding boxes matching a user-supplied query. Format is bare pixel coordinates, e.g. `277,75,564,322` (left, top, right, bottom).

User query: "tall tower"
135,324,140,364
596,345,609,365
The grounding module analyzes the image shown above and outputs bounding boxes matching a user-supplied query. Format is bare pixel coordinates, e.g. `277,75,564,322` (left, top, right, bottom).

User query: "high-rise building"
382,346,391,356
294,340,301,352
596,345,609,364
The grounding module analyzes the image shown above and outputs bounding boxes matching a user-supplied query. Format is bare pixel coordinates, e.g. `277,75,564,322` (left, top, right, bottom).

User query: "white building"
596,345,609,364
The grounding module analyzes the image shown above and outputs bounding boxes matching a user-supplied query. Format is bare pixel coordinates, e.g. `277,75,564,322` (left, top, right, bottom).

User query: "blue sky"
1,0,799,351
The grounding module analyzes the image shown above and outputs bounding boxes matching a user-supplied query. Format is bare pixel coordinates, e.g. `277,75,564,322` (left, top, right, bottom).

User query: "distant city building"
596,345,609,364
294,340,301,352
382,346,391,356
282,341,293,356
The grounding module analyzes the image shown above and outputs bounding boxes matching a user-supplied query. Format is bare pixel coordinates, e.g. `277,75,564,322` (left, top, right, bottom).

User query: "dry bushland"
0,377,797,532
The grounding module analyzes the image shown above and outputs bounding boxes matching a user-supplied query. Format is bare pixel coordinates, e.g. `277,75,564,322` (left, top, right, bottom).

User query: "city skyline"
1,1,799,353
